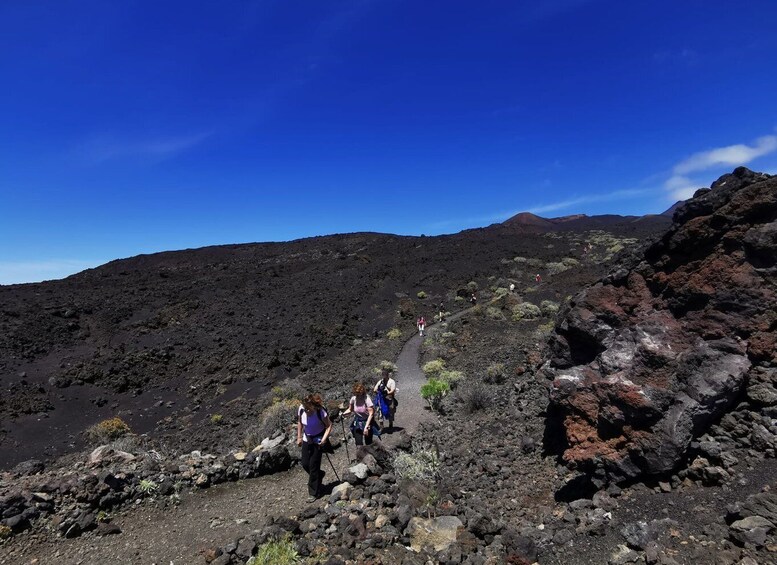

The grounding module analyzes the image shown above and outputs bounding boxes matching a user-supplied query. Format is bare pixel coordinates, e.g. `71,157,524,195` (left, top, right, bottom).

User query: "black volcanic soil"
0,215,668,468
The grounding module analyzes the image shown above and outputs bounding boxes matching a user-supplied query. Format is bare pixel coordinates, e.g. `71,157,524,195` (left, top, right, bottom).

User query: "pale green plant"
247,535,300,565
422,359,446,378
393,448,440,482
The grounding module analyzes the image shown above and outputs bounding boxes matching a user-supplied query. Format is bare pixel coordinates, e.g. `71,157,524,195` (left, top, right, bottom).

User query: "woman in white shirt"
342,382,377,445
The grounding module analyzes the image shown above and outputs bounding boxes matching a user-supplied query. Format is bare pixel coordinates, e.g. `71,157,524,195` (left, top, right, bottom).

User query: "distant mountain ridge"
501,210,672,233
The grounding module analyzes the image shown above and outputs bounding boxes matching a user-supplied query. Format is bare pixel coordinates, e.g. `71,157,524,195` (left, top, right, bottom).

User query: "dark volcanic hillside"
0,214,669,468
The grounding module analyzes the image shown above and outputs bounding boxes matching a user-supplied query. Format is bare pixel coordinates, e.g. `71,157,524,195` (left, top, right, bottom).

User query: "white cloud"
664,175,699,200
664,134,777,201
673,135,777,175
0,260,103,285
527,188,651,215
75,131,212,165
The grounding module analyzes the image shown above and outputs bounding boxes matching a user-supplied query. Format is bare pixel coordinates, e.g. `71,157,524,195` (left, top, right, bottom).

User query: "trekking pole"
340,417,352,463
324,452,340,482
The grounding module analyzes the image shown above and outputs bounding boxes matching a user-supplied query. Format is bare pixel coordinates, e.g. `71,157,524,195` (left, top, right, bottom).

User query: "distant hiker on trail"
438,301,445,321
535,273,542,283
509,283,515,293
374,365,397,431
470,292,477,305
297,393,332,502
342,382,379,446
417,315,426,337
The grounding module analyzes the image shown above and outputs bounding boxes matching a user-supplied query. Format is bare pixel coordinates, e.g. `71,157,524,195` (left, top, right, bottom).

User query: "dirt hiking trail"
1,310,477,565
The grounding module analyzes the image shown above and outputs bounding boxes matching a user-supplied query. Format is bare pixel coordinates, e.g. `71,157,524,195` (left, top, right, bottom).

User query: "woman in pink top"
342,382,377,446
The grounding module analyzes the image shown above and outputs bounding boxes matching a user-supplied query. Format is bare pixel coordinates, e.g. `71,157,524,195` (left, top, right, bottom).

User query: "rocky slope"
0,214,667,468
546,167,776,484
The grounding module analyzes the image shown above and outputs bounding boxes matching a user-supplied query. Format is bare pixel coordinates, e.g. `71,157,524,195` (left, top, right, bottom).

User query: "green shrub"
513,256,527,263
386,327,402,340
417,291,427,299
493,287,509,299
439,369,464,389
271,381,305,403
210,414,224,425
139,479,158,494
421,378,449,411
511,302,541,321
485,306,505,320
545,262,569,275
258,399,298,442
393,449,440,482
540,300,560,317
466,281,479,293
86,417,131,444
0,524,11,539
485,363,506,384
247,535,300,565
422,359,446,379
561,257,580,268
375,360,398,374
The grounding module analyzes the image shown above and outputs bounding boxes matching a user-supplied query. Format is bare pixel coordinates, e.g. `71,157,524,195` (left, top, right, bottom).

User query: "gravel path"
2,312,480,565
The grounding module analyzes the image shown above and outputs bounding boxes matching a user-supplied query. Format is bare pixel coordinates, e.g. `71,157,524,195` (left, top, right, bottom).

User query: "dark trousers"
352,429,373,446
300,441,323,496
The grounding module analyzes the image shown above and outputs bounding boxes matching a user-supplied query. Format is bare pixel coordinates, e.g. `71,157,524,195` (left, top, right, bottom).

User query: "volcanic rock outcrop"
546,167,776,483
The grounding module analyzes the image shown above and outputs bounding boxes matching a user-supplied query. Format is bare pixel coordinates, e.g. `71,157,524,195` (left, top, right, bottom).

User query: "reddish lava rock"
546,167,777,483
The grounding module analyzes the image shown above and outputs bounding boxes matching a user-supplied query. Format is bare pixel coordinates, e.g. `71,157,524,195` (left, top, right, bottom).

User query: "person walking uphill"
374,365,398,431
417,315,426,337
342,382,379,446
297,393,333,502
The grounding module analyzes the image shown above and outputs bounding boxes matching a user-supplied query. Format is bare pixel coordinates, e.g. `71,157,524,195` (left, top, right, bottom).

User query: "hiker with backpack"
296,393,333,502
417,315,426,337
342,382,380,446
438,301,445,322
374,365,397,431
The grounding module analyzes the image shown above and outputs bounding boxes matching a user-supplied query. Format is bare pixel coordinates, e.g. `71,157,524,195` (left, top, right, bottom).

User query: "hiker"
535,273,542,283
470,292,477,305
342,382,379,446
509,283,515,293
417,315,426,337
296,393,332,502
374,366,397,430
438,301,445,321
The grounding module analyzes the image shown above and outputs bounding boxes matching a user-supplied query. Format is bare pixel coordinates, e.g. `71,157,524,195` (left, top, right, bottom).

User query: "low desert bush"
386,328,402,340
493,287,509,299
540,300,560,317
417,291,427,299
485,362,507,384
393,448,440,482
138,479,158,494
248,535,300,565
466,281,479,293
486,306,505,320
0,524,12,539
439,369,464,389
271,380,305,403
420,379,449,412
456,381,490,414
86,417,131,444
545,262,569,276
422,359,446,379
511,302,541,321
210,414,223,425
375,360,398,374
258,400,298,442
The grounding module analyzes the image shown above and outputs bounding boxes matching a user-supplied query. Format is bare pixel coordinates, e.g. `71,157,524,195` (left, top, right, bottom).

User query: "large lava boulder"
545,167,776,483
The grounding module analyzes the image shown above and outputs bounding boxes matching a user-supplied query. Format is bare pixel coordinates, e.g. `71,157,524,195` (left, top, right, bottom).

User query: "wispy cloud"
0,260,104,285
527,188,652,214
664,134,777,200
673,135,777,175
75,131,212,165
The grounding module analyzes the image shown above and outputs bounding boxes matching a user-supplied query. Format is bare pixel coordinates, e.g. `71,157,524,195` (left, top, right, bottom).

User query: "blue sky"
2,0,777,284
